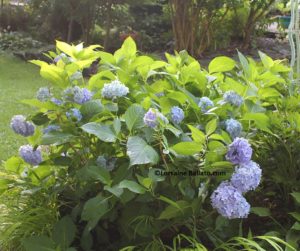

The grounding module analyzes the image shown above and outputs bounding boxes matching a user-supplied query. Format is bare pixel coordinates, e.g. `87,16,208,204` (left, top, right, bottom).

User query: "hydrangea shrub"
1,39,292,250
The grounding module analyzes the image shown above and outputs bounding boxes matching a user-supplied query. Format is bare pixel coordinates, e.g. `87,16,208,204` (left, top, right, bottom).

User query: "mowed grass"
0,53,45,161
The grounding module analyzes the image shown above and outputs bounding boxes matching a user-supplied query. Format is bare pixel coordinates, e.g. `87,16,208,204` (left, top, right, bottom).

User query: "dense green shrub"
0,31,43,51
0,38,297,251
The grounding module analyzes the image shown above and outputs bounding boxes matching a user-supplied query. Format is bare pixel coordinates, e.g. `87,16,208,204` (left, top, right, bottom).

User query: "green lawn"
0,53,45,161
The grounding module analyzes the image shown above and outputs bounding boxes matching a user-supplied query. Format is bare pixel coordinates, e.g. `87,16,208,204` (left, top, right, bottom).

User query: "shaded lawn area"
0,53,45,161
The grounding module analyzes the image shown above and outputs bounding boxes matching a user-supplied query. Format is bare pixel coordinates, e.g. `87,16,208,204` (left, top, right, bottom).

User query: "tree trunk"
67,18,74,43
104,0,112,51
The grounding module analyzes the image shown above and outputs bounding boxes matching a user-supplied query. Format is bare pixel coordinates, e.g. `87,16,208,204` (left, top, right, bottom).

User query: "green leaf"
158,201,190,220
289,212,300,222
188,125,205,143
81,122,116,142
291,192,300,204
77,165,111,185
52,216,76,249
124,104,145,131
208,56,236,73
205,119,217,135
56,40,74,56
127,136,159,166
171,142,202,155
291,222,300,231
80,100,103,119
41,131,75,145
251,207,271,217
113,118,121,135
242,113,271,133
81,196,110,225
40,64,68,87
259,51,274,69
104,185,124,197
158,205,183,220
5,156,23,173
118,180,147,194
22,236,56,251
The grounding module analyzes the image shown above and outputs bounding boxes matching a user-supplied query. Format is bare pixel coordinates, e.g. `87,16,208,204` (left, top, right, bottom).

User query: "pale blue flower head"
198,97,214,113
226,137,252,165
223,91,243,107
225,119,242,139
143,108,168,128
171,106,184,124
101,80,129,99
66,108,82,122
19,145,42,166
230,161,262,193
10,115,35,137
36,87,51,102
211,181,250,219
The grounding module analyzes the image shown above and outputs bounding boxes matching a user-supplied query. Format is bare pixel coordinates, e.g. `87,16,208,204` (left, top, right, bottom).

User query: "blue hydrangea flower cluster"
36,87,51,102
211,181,250,219
43,125,60,134
226,137,252,165
225,119,242,139
64,86,92,104
66,108,82,122
223,91,243,107
211,137,262,219
51,98,63,106
19,145,42,166
143,108,168,128
101,80,129,99
171,106,184,124
73,87,92,104
198,97,214,113
231,161,262,193
10,115,35,137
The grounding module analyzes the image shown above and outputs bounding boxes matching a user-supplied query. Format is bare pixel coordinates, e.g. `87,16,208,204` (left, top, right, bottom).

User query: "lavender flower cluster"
64,86,92,104
198,97,214,113
19,145,42,166
211,137,262,219
36,87,51,102
223,91,243,107
10,115,35,137
101,80,129,99
66,108,82,122
225,118,242,139
143,108,169,128
171,106,184,124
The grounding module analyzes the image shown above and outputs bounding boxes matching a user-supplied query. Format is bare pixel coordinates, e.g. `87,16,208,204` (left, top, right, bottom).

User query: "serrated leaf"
188,125,205,143
52,216,76,249
127,136,159,166
124,104,145,131
22,236,56,251
81,122,116,142
208,56,236,73
41,131,75,145
118,180,147,194
171,142,202,155
251,207,271,217
206,119,217,135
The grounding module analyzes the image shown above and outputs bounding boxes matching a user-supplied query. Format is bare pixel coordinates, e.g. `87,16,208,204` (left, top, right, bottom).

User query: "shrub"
0,38,296,250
